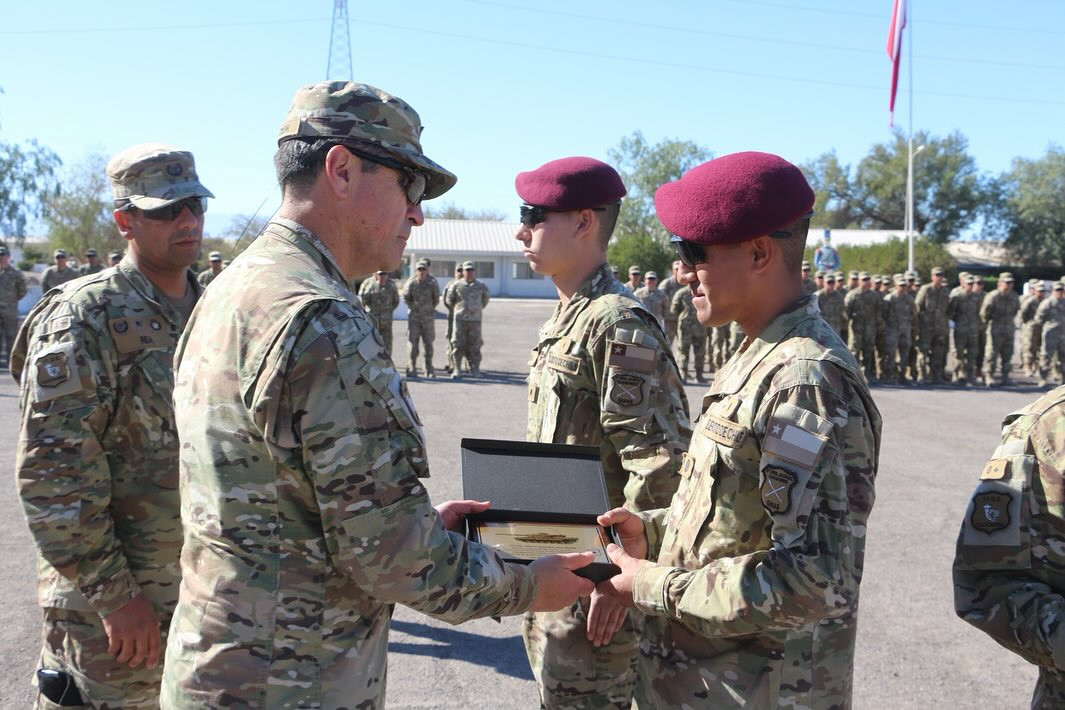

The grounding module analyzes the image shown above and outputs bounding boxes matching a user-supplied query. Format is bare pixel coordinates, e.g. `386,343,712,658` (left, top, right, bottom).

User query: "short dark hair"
274,138,381,197
775,216,811,273
596,202,621,247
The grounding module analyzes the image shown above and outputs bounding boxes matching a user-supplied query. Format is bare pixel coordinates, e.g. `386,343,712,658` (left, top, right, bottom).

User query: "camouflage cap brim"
126,182,215,210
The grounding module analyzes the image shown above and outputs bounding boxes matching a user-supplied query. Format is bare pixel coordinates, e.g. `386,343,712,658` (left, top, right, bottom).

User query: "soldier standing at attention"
710,323,732,371
844,271,879,380
1019,281,1047,377
445,261,490,377
953,384,1065,707
597,151,881,708
659,259,683,345
981,272,1021,387
801,260,817,294
402,258,440,377
671,284,706,382
915,266,951,384
160,81,593,709
78,248,104,275
109,250,123,266
358,269,401,354
514,156,690,709
624,264,642,293
0,245,28,370
1035,281,1065,387
949,274,983,385
13,142,212,707
197,251,223,286
633,270,668,328
41,249,80,291
884,274,916,384
443,262,463,373
817,271,845,336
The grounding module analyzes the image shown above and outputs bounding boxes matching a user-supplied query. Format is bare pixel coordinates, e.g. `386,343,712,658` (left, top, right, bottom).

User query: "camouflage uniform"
730,320,746,353
817,287,845,337
884,287,916,383
41,265,80,292
953,385,1065,708
446,275,490,375
981,288,1021,383
358,276,400,354
915,282,950,383
523,263,691,709
442,274,461,372
161,219,536,708
949,286,983,383
1035,295,1065,384
196,268,221,287
671,287,705,380
78,263,104,276
402,274,440,376
710,323,732,370
0,258,28,366
631,296,881,707
13,260,199,707
659,274,683,345
844,286,879,379
632,285,668,329
1019,292,1045,376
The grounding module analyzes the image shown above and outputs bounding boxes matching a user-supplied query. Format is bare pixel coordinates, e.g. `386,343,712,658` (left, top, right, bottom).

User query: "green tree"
422,203,505,221
803,236,956,281
607,232,672,282
608,131,712,244
803,130,985,243
0,138,61,245
988,145,1065,268
42,152,123,258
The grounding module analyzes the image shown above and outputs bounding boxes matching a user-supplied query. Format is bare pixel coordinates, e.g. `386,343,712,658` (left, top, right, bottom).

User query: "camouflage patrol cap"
628,265,641,275
825,273,836,282
893,274,906,285
905,270,918,280
109,250,122,259
801,261,811,270
834,271,844,280
645,271,658,279
931,266,945,276
107,143,214,209
815,270,825,277
999,271,1014,282
278,81,457,200
415,258,429,269
859,271,871,280
461,260,475,270
54,249,67,258
85,248,97,257
1054,282,1064,292
1036,280,1048,291
375,270,388,275
966,274,976,284
849,270,859,279
208,251,222,262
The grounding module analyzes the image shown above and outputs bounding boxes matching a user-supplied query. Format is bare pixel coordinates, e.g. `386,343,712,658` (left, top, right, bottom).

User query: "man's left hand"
436,499,490,532
595,543,650,608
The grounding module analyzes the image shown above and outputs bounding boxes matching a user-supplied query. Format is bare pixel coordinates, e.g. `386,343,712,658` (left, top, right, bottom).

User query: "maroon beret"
515,156,626,210
654,151,814,245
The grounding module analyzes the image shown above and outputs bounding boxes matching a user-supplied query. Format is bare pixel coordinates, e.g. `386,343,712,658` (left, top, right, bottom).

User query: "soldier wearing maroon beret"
515,156,691,709
596,151,882,708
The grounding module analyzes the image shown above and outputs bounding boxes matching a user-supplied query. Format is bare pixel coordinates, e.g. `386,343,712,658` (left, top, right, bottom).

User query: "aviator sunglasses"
519,204,609,228
121,196,208,222
341,145,429,206
670,226,801,267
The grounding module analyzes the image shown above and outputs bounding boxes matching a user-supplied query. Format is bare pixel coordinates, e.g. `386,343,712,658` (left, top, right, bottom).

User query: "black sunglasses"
519,204,608,228
122,196,208,221
670,235,706,267
341,145,428,205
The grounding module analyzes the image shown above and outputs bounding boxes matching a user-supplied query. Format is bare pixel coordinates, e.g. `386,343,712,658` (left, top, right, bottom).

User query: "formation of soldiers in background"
618,257,1065,389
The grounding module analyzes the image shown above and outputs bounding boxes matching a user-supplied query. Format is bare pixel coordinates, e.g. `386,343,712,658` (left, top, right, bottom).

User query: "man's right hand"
528,552,596,611
598,508,649,561
100,594,161,669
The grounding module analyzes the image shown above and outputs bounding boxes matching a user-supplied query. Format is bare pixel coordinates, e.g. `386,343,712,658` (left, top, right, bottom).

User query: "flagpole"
906,0,915,273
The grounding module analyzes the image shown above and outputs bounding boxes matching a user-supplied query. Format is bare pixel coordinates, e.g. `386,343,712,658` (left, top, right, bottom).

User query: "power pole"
327,0,352,80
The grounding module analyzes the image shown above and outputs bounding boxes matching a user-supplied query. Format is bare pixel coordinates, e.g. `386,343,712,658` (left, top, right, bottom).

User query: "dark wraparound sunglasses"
670,227,798,267
341,144,429,206
519,204,608,228
121,196,208,221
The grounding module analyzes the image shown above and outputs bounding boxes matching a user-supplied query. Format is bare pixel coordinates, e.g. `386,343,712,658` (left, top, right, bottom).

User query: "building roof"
409,219,521,256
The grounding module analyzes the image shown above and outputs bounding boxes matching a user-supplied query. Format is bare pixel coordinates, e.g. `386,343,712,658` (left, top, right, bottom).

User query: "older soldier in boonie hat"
513,153,688,708
597,150,880,709
277,81,457,202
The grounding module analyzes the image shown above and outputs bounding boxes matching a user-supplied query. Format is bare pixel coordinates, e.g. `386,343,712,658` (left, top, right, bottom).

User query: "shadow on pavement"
408,370,527,386
387,619,534,680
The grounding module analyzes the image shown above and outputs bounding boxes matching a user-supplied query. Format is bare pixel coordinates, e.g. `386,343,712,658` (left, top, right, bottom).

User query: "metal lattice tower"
327,0,352,80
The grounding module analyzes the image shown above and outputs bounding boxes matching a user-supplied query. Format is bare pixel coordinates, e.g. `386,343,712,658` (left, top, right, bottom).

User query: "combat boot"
406,366,419,378
695,369,706,383
425,358,434,379
471,366,481,377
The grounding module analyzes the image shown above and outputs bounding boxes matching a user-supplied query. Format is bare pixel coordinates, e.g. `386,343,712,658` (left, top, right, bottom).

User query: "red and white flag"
886,0,907,126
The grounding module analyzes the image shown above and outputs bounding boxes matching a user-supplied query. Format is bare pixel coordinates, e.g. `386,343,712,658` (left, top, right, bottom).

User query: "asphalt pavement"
0,298,1041,708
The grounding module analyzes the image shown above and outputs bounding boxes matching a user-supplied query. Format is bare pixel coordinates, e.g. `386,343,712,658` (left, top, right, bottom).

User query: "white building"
403,219,555,298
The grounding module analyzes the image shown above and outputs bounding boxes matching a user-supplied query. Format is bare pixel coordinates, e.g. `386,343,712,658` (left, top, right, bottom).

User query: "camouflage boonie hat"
208,251,222,261
107,143,214,209
278,81,457,201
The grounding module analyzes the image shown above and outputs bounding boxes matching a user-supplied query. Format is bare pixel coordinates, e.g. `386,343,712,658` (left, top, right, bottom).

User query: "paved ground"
0,298,1042,708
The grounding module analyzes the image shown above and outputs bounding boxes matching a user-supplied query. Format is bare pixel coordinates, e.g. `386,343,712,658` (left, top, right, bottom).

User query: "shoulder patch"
980,459,1010,480
608,372,646,407
761,466,797,514
607,340,655,373
32,341,85,402
763,407,831,470
970,491,1011,533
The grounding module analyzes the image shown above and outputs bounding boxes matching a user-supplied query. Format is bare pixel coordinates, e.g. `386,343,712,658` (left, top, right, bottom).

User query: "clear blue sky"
2,0,1062,236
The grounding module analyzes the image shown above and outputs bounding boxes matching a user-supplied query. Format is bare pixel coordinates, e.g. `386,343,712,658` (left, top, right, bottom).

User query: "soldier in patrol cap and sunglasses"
514,155,691,709
595,151,882,709
11,142,212,707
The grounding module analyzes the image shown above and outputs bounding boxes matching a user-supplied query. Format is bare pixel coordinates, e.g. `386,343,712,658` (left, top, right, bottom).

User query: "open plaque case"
460,438,620,582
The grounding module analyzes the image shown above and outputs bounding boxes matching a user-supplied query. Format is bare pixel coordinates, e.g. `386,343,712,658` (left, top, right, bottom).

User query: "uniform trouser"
879,332,898,379
875,325,887,377
522,603,637,709
676,329,706,376
984,327,1015,379
848,328,876,378
1040,329,1065,381
377,319,393,355
953,327,980,380
0,306,17,365
34,607,168,709
407,317,435,371
1024,324,1043,372
664,317,677,345
711,325,731,367
918,327,948,381
445,310,456,370
451,320,483,371
892,332,912,381
1033,666,1065,708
